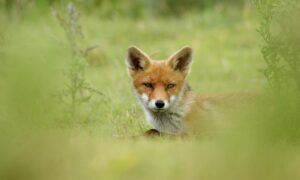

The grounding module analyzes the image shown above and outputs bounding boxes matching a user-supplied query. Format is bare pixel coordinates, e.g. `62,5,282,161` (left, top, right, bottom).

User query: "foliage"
1,2,300,180
1,0,246,17
255,0,300,92
52,3,103,123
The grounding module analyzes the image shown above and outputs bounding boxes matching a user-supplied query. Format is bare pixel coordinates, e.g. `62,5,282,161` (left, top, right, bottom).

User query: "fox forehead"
132,61,185,84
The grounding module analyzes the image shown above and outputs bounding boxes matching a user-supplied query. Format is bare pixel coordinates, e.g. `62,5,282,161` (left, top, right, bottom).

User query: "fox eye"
143,82,153,89
166,83,176,89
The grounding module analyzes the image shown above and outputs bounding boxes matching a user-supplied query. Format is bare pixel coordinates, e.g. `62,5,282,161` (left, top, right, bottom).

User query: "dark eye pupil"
143,83,153,88
167,84,175,89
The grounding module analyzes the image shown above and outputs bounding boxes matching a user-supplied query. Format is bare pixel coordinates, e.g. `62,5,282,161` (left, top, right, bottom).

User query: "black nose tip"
155,100,165,108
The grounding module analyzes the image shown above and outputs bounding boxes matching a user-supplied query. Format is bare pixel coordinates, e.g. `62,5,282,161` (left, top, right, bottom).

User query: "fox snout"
149,99,170,110
155,100,165,108
140,93,171,111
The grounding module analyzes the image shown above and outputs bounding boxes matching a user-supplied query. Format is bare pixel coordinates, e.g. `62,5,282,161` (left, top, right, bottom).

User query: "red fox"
126,46,256,136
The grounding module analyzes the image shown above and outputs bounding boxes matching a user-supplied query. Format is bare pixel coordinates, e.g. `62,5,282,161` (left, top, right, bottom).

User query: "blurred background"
0,0,299,180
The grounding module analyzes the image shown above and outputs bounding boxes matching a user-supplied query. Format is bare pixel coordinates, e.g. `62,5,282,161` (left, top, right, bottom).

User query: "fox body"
126,46,254,135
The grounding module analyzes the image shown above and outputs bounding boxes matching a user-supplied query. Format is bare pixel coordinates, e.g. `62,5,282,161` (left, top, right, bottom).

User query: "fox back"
126,46,257,135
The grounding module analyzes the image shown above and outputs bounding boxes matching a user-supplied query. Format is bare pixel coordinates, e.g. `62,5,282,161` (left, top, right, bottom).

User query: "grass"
1,4,299,180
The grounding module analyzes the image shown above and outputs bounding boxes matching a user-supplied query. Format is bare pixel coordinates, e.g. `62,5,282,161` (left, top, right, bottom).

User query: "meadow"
0,1,300,180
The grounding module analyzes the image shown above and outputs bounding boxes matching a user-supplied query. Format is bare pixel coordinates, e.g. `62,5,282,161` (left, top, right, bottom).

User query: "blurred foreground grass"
0,2,300,180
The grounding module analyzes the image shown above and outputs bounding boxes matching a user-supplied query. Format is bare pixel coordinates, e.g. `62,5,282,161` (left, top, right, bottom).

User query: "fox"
126,46,256,137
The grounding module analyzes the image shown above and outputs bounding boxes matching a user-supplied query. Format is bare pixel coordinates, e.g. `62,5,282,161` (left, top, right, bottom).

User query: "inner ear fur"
126,46,151,71
167,46,193,73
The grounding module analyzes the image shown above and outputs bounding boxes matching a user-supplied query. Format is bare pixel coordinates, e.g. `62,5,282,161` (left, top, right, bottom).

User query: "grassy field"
1,3,300,180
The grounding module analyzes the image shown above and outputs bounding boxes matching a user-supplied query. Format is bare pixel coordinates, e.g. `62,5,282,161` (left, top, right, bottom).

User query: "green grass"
1,4,299,180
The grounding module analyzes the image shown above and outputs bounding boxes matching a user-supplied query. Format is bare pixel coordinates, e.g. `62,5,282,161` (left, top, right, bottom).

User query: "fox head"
126,46,193,112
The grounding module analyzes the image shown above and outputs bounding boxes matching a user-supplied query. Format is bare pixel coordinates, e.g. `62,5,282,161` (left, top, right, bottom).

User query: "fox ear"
167,46,193,73
126,46,151,73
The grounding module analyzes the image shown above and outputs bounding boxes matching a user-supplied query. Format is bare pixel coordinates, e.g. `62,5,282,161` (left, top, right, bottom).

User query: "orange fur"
126,46,257,136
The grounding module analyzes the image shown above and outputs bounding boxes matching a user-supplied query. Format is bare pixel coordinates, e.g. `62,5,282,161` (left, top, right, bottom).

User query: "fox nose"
155,100,165,109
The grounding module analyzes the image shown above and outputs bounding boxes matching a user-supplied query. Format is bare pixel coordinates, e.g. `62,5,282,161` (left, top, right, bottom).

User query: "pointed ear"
167,46,193,73
126,46,151,73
